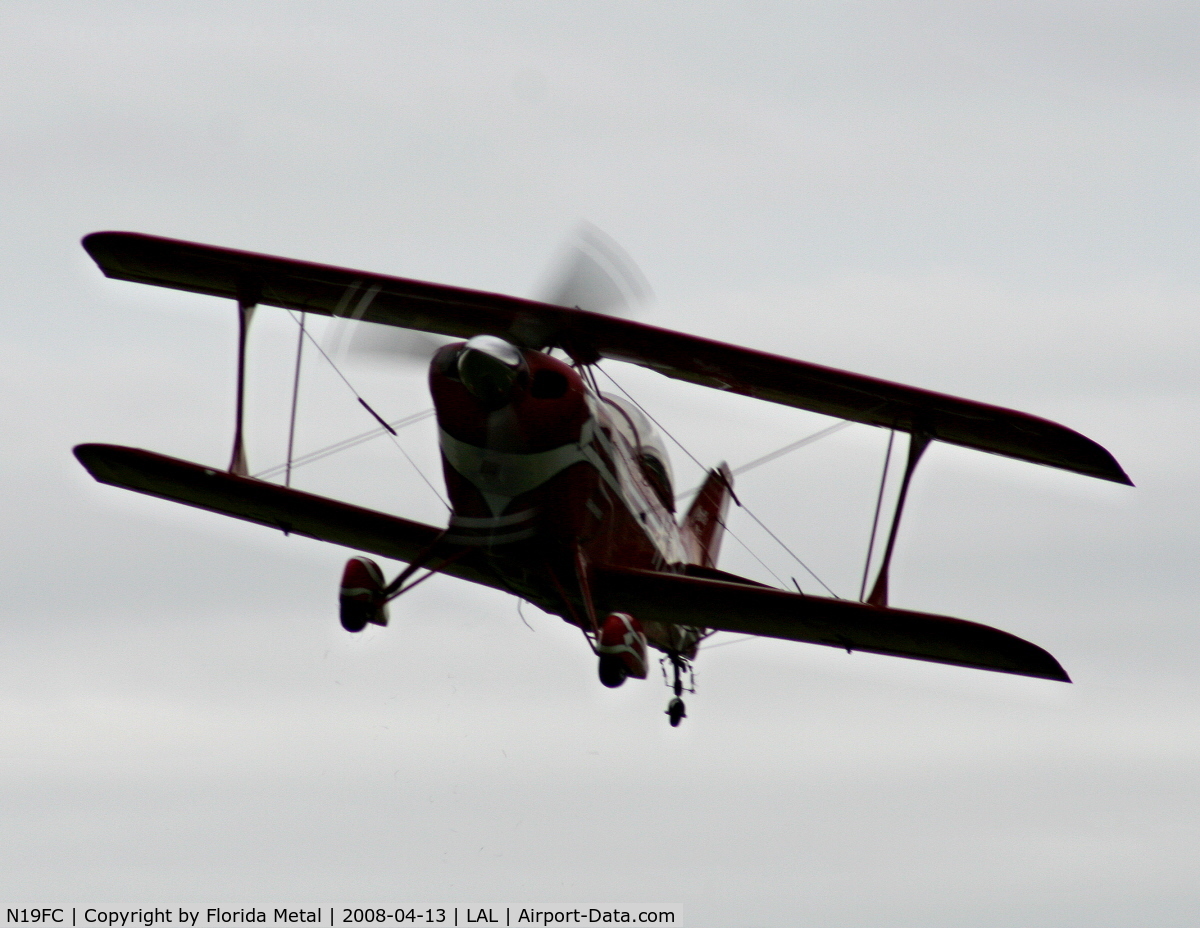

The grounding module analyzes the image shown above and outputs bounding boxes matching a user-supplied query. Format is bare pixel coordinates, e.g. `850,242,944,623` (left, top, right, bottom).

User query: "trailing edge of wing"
593,566,1070,681
73,444,503,592
82,231,1131,485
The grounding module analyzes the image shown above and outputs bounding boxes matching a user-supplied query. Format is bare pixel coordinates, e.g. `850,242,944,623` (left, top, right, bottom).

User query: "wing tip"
1090,464,1133,487
1032,658,1072,683
1092,448,1134,486
73,441,101,468
81,230,129,252
73,442,127,484
81,232,136,278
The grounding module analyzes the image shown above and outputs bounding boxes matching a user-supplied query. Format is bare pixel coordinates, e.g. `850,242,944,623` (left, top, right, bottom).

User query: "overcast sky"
3,3,1199,925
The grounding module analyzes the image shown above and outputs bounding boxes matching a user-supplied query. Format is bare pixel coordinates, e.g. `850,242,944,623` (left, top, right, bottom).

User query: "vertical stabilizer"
682,463,734,568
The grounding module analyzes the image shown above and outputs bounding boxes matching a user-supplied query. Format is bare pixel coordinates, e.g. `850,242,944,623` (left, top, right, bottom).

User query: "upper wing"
594,565,1069,681
74,444,505,592
83,231,1131,485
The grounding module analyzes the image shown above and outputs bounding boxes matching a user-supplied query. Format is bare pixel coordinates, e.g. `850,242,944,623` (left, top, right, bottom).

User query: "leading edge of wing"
82,231,1130,485
73,444,503,592
82,230,562,343
593,566,1070,682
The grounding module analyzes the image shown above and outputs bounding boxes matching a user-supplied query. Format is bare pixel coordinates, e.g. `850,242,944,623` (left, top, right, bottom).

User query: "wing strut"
230,281,258,476
865,430,931,608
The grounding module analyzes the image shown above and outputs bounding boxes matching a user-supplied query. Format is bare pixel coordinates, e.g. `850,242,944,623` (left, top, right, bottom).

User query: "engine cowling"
339,556,389,632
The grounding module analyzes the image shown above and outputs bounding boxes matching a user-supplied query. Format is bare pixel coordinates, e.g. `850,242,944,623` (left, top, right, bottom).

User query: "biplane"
75,232,1131,725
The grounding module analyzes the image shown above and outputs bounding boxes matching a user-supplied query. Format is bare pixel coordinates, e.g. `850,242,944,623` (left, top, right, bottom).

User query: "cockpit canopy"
601,394,676,512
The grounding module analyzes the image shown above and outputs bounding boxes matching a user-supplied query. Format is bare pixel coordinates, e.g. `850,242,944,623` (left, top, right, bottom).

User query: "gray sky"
3,2,1199,924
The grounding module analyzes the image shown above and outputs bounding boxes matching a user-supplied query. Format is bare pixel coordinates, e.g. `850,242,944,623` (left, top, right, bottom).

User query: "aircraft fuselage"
429,336,709,656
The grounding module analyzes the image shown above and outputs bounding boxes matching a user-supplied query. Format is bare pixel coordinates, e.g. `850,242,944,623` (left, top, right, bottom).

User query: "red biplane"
75,232,1131,725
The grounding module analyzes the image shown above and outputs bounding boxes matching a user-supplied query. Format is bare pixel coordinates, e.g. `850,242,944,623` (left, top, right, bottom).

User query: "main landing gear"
339,556,389,632
595,612,649,688
664,653,691,727
338,545,470,633
593,612,695,727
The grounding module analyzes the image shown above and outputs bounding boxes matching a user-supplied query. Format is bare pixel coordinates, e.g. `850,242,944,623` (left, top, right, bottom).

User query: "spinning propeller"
325,222,652,365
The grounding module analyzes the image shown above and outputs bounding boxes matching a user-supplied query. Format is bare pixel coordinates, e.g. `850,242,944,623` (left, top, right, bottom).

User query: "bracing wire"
731,421,853,478
860,429,895,601
278,310,449,509
594,363,840,598
735,503,841,598
285,313,305,487
715,512,791,589
675,419,853,500
594,365,709,473
254,409,435,480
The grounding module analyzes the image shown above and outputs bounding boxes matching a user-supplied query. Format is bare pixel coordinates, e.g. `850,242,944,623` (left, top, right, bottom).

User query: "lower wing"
75,445,1069,680
73,444,503,592
593,566,1069,681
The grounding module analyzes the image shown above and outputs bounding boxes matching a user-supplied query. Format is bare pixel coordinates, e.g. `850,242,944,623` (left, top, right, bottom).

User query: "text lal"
464,914,497,925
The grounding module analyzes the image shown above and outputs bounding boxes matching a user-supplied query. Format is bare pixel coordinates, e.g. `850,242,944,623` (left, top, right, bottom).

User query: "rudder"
682,462,733,568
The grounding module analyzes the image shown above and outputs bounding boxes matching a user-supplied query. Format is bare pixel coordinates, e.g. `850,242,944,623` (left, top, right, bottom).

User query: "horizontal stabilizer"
593,566,1069,681
73,444,502,591
83,232,1130,484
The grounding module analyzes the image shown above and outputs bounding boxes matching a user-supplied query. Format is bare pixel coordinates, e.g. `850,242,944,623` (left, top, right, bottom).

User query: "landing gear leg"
665,654,689,727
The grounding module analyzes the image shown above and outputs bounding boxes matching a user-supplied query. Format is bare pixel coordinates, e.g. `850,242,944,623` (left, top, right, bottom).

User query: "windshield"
601,393,675,510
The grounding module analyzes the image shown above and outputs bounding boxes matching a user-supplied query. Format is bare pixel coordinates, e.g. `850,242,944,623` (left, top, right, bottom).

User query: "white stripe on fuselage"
438,401,684,562
438,421,596,516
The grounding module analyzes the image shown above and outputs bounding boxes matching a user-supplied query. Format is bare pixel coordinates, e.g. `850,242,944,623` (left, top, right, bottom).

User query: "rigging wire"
594,364,840,598
279,310,449,509
714,512,791,590
675,420,853,500
860,429,896,602
594,365,709,473
735,503,840,599
731,421,852,477
254,409,435,480
284,313,304,487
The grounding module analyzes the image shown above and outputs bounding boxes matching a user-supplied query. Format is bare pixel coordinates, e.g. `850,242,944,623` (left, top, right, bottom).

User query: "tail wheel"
667,697,686,727
598,654,629,688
